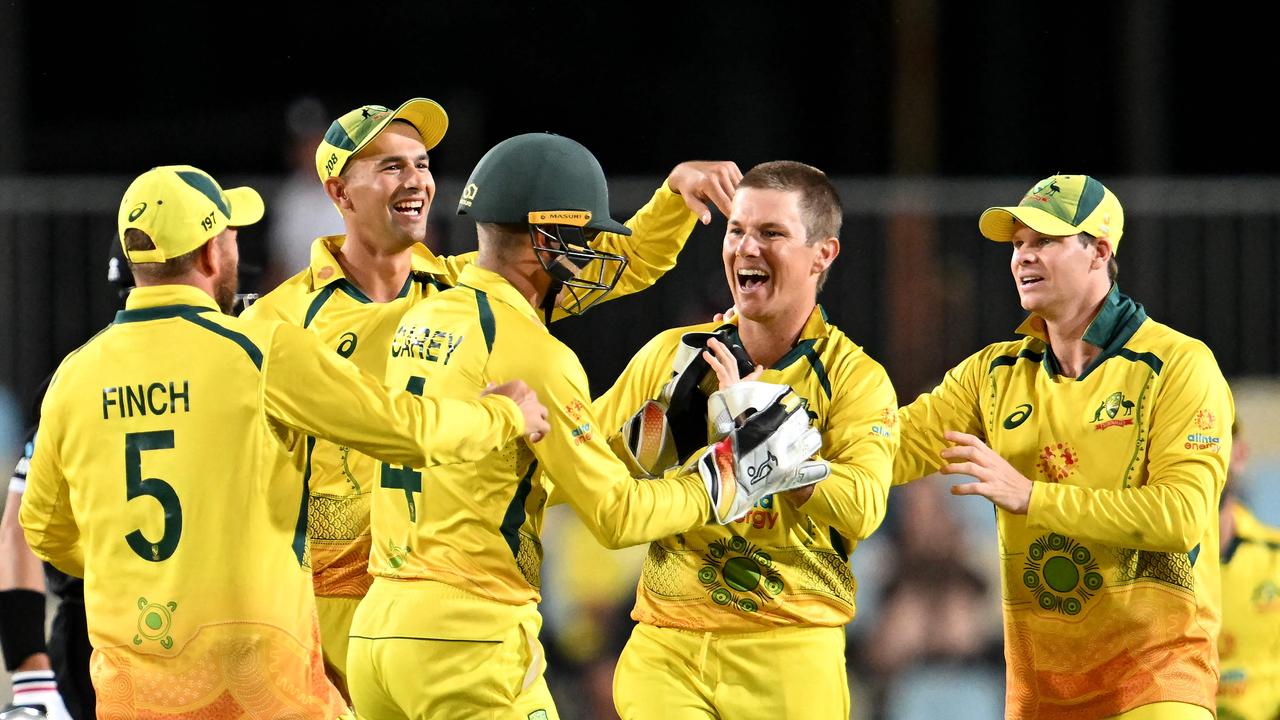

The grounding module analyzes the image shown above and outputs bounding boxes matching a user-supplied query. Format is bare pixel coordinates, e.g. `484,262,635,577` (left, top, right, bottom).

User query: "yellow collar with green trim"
124,284,220,312
455,264,542,325
306,234,448,291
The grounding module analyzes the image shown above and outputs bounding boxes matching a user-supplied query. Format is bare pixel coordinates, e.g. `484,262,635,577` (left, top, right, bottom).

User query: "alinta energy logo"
1092,391,1135,430
1036,442,1078,483
1023,533,1102,616
1186,409,1221,451
699,535,784,613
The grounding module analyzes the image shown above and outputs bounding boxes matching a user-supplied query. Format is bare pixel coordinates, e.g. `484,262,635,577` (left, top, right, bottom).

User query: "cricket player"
1217,420,1280,720
243,98,743,691
591,160,897,719
347,133,827,719
894,175,1234,719
19,164,547,718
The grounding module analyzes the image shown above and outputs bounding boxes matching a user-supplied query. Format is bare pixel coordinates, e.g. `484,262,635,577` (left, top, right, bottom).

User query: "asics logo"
747,451,777,486
1004,403,1033,429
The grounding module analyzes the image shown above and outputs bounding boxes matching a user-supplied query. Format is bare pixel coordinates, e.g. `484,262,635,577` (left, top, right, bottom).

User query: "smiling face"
331,121,434,252
723,187,837,324
1009,221,1109,318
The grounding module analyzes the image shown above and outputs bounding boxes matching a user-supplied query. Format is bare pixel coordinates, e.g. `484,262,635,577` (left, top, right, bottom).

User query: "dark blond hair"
739,161,842,291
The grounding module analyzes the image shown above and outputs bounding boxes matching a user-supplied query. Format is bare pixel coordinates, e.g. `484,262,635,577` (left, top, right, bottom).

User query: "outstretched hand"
667,161,743,225
939,431,1032,514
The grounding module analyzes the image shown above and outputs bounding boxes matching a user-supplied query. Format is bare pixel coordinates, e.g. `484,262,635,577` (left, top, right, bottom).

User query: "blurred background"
2,2,1279,718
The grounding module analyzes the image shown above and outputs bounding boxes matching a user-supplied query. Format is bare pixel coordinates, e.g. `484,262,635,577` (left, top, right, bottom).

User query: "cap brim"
390,98,449,152
587,218,632,237
978,206,1081,241
225,187,265,227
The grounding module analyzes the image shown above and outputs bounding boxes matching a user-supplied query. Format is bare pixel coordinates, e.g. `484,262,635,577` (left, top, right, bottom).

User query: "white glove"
6,670,72,720
693,382,829,523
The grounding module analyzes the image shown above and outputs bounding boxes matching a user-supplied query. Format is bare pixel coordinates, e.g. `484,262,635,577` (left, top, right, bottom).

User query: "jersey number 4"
381,376,425,522
124,430,183,562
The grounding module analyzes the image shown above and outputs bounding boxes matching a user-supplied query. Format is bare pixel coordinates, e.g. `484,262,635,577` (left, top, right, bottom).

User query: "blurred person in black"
0,241,135,719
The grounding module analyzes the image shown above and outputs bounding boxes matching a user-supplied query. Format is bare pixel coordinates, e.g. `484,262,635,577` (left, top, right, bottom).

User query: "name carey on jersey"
390,324,463,364
101,380,190,419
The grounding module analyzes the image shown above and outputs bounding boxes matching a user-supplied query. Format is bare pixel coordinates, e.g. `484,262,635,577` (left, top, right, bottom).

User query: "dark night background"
9,2,1279,178
3,1,1280,411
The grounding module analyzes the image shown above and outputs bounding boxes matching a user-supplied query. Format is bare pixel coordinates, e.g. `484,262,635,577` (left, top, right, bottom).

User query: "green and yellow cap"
117,165,264,264
979,174,1125,251
315,98,448,181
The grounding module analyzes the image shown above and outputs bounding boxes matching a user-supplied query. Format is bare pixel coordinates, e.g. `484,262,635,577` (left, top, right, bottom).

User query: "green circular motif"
729,536,748,552
711,588,733,606
1062,597,1082,615
1037,592,1056,610
708,543,725,560
737,598,758,613
1083,572,1103,591
146,612,163,630
1043,556,1080,593
1047,534,1066,551
1028,544,1045,561
1022,570,1039,589
763,576,784,595
1072,546,1092,565
753,550,772,567
723,557,762,592
698,566,718,585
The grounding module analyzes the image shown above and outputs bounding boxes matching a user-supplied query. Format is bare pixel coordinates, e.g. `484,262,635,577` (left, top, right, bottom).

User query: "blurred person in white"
266,97,344,286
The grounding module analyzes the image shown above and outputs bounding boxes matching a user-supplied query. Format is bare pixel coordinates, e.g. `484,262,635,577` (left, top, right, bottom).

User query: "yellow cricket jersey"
19,284,523,717
245,183,698,600
593,306,898,632
367,263,711,640
1217,501,1280,720
895,285,1233,720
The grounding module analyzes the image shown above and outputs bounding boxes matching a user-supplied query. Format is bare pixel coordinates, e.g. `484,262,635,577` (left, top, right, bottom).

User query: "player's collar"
722,304,831,340
306,235,449,291
116,284,220,322
716,303,832,371
455,264,542,325
1015,284,1148,379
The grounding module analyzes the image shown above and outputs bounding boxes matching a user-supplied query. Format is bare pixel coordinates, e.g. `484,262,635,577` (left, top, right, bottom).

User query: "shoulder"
637,321,719,359
1132,318,1223,378
244,267,316,325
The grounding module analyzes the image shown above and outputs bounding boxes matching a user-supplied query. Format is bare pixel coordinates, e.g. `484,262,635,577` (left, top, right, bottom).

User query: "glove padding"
693,381,830,523
613,399,678,478
616,330,754,477
5,670,72,720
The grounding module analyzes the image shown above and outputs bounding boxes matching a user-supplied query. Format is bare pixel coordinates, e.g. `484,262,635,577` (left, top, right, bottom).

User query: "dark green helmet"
457,132,630,236
458,133,630,316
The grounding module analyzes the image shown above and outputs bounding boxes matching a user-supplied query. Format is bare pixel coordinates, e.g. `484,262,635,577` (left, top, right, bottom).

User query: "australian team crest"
1092,391,1135,430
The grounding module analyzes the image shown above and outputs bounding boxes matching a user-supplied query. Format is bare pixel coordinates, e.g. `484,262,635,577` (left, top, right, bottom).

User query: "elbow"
592,523,633,551
852,491,889,541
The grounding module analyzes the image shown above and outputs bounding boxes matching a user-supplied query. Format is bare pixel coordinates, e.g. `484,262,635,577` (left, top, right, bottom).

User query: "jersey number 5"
124,430,183,562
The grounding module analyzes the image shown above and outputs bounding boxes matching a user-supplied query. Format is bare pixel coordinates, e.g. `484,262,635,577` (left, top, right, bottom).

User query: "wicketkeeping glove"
615,330,753,477
692,381,829,523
